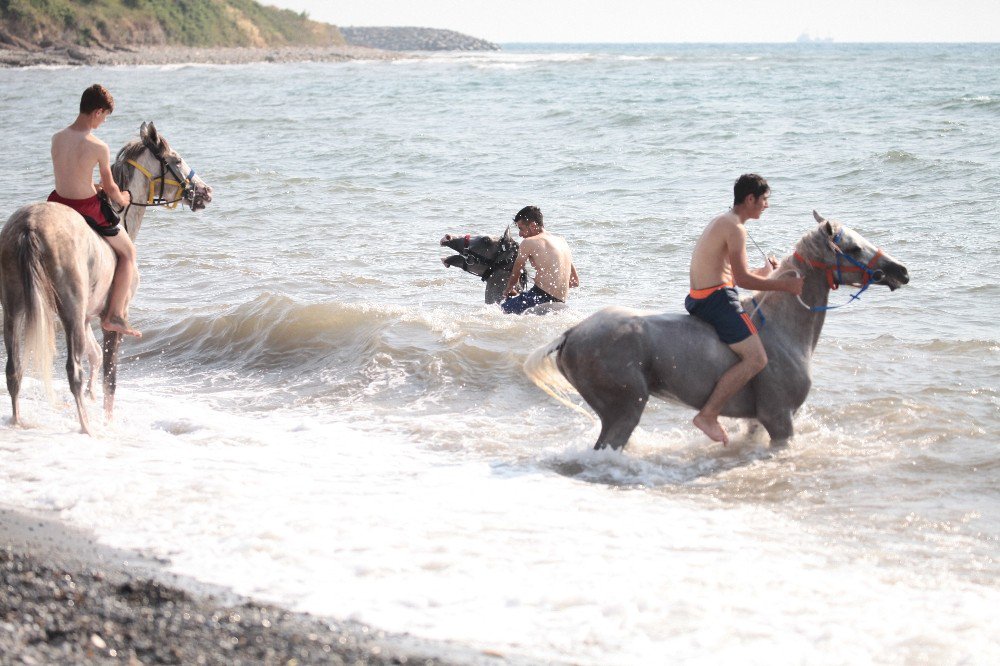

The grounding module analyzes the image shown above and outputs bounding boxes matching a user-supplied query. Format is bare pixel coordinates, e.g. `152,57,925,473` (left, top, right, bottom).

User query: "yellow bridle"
127,159,190,210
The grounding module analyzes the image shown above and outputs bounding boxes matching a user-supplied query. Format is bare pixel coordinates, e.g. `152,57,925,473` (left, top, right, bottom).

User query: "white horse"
1,122,212,433
525,213,910,450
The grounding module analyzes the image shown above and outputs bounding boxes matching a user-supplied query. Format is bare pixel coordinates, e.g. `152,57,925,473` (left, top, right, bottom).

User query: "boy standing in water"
49,83,140,337
686,174,803,445
501,206,580,314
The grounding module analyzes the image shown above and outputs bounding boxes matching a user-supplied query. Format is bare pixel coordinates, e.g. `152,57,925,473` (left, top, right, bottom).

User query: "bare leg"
693,335,767,446
101,232,141,338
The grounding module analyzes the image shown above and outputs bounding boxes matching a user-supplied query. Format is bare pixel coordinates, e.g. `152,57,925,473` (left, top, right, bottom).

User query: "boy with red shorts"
49,84,139,337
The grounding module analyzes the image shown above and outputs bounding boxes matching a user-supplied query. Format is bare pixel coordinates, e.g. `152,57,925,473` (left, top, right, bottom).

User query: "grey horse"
440,227,526,303
1,122,212,433
524,212,909,450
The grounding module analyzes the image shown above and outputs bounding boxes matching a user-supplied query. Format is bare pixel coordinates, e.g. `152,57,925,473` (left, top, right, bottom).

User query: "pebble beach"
0,507,515,665
0,43,399,68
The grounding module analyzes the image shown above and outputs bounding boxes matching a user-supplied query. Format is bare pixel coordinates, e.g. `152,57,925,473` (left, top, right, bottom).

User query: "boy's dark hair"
733,173,769,206
80,84,114,115
513,205,543,227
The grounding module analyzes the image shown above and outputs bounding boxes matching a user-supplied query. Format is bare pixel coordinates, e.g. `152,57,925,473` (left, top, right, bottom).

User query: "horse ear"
139,121,148,141
146,121,159,145
814,210,835,236
502,226,512,240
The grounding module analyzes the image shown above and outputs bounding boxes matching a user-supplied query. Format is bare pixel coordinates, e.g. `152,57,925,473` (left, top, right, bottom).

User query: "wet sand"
0,506,521,665
0,43,402,68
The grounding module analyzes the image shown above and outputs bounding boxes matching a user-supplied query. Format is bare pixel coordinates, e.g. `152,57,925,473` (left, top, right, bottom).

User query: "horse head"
112,122,213,232
794,211,909,292
440,226,526,303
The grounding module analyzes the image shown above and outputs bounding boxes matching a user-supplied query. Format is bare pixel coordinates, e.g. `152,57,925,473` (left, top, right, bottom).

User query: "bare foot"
102,316,142,338
693,413,729,446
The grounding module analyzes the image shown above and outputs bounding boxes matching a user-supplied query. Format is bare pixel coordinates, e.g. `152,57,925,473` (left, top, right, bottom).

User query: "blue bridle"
792,229,886,312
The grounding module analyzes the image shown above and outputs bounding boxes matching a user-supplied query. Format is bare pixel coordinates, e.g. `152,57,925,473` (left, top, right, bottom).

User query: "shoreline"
0,43,404,68
0,505,519,664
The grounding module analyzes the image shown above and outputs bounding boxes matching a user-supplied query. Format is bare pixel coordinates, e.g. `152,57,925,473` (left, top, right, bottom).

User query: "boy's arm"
96,142,131,207
728,225,802,294
505,250,530,297
569,263,580,288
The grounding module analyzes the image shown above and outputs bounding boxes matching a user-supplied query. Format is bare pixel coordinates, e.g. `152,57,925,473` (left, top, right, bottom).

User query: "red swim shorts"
47,190,120,237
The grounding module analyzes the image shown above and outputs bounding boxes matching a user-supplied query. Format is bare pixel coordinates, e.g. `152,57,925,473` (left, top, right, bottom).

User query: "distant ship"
796,32,835,43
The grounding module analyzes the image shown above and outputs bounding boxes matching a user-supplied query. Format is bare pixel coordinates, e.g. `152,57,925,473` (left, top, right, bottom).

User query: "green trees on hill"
0,0,345,48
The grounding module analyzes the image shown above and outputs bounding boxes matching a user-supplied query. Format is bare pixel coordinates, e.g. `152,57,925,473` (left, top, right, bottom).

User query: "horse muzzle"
186,184,213,211
440,233,469,252
882,262,909,291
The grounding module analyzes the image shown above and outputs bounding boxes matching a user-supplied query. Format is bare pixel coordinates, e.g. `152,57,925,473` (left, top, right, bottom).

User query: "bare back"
51,127,108,199
689,210,745,291
521,230,575,301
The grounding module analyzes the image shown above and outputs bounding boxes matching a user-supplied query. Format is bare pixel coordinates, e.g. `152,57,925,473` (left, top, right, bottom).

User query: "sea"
1,43,998,664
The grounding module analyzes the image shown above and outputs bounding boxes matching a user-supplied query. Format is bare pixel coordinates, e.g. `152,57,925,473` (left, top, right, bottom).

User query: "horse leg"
595,393,648,451
102,329,121,421
573,376,649,451
757,409,795,446
56,308,92,435
3,312,24,425
84,324,101,398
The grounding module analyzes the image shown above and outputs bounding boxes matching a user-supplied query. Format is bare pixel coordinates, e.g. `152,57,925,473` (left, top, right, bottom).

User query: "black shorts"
685,286,757,344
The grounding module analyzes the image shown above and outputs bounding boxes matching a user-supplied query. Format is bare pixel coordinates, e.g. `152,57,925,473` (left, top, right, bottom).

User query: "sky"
262,0,1000,44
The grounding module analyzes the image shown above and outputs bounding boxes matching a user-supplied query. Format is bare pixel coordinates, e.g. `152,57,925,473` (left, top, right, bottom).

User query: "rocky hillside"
340,26,499,52
0,0,345,50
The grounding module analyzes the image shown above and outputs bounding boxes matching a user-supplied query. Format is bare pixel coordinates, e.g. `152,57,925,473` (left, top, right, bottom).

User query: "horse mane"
792,220,840,262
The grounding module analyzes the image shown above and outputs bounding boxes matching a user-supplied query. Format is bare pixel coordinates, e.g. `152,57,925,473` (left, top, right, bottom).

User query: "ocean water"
1,43,998,663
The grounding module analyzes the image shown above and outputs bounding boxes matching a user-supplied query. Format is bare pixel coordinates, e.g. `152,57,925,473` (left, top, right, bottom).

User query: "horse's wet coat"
525,213,909,450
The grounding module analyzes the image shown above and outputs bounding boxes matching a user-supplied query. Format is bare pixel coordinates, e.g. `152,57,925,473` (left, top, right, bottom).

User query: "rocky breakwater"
341,26,500,52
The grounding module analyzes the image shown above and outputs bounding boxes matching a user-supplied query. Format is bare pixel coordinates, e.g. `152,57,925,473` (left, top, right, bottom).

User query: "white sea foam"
2,383,997,664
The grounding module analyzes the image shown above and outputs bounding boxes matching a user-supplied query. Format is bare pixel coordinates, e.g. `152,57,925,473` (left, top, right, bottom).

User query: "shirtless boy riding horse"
49,84,139,337
686,174,804,445
501,206,580,314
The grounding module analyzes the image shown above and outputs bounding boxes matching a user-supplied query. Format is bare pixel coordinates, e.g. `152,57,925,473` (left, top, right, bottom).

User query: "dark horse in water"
440,226,526,303
525,212,909,450
1,122,212,434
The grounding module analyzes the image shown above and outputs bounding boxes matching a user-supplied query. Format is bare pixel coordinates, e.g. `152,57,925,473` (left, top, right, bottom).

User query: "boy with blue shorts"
686,174,804,445
501,206,579,314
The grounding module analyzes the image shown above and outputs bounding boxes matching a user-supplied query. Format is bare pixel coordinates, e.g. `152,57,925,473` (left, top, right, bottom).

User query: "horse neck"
123,202,146,241
123,181,148,241
756,259,830,356
484,269,511,304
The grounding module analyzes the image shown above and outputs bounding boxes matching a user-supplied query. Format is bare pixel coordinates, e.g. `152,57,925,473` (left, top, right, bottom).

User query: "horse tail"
15,226,57,402
523,332,594,420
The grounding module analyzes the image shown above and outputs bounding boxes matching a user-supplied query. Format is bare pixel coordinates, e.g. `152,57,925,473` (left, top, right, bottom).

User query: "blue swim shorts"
685,285,757,345
501,286,562,315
